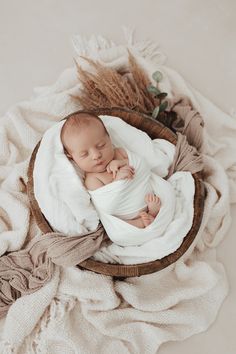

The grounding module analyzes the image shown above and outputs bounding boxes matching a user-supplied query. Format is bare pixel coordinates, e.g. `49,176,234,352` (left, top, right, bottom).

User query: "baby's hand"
106,160,121,179
114,165,135,181
107,159,134,179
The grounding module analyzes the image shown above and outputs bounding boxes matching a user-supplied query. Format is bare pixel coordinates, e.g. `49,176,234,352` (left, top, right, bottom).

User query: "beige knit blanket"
0,32,235,353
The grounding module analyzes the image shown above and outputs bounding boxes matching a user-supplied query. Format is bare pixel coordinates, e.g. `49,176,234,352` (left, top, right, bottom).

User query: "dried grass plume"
71,52,161,114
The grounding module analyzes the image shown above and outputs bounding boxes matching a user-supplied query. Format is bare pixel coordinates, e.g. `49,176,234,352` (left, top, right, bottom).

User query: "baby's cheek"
74,158,86,169
108,146,115,159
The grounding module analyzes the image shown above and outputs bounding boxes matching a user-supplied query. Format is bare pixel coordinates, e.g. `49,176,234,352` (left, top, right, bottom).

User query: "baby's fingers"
127,171,134,179
127,166,135,174
122,165,134,172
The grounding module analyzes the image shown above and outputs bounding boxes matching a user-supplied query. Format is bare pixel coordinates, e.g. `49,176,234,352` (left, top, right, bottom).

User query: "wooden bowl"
27,107,205,277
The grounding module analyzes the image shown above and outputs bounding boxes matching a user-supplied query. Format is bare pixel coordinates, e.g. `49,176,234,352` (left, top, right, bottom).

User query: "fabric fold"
0,223,108,319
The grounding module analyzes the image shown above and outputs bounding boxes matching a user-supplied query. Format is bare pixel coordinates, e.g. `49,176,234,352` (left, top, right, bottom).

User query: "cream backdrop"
0,1,235,353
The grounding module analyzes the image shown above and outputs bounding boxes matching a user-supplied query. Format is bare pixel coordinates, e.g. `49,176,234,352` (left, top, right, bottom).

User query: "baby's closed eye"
97,143,106,148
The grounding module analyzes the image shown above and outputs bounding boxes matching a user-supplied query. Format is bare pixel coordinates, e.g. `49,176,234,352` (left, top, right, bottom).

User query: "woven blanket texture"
0,31,235,354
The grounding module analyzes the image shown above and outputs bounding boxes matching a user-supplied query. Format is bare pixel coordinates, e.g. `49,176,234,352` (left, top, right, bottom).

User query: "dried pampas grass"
71,52,161,114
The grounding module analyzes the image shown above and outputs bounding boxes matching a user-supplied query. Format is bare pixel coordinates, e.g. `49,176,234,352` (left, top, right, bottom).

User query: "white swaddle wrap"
88,148,176,247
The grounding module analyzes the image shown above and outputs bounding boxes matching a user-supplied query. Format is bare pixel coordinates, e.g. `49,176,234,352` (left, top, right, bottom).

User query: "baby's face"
64,121,114,173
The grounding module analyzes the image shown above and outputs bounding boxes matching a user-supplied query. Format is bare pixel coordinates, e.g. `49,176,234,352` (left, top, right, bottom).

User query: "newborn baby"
60,112,161,228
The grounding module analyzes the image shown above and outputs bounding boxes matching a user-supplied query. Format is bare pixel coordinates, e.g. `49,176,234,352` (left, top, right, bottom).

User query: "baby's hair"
61,112,109,155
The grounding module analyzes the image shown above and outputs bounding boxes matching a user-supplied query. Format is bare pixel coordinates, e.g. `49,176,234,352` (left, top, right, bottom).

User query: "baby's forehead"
65,119,103,138
62,116,95,138
64,114,103,132
64,115,91,130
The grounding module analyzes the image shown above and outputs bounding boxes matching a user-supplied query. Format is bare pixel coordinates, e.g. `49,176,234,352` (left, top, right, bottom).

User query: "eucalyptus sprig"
147,71,168,119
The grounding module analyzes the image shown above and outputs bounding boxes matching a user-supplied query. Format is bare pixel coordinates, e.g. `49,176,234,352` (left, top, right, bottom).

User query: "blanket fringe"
71,33,116,57
123,26,168,64
0,342,19,354
22,295,77,354
71,26,167,65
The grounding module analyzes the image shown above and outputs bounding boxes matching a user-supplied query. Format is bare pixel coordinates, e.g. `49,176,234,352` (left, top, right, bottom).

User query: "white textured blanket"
0,31,235,354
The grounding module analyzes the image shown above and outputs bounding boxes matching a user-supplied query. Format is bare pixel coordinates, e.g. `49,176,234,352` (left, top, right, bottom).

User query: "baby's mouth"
95,160,104,166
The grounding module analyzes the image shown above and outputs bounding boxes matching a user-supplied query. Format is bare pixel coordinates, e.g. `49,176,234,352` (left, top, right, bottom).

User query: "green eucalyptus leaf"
152,106,160,119
152,71,163,82
147,85,161,95
159,101,168,112
157,92,168,100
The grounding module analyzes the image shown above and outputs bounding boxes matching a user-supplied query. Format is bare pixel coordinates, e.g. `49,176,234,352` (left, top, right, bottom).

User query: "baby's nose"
92,149,102,159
